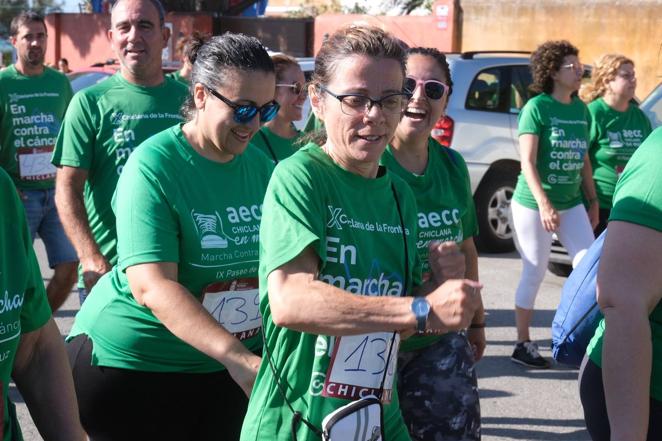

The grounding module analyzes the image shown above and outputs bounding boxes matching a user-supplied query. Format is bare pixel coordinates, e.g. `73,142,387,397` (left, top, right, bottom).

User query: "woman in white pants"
511,40,598,368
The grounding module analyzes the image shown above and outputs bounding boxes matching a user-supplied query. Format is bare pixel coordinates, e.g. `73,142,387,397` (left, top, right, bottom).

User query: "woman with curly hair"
580,54,652,235
510,40,598,368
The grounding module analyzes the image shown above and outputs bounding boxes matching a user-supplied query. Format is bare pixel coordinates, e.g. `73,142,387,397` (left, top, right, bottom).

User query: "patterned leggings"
397,332,481,441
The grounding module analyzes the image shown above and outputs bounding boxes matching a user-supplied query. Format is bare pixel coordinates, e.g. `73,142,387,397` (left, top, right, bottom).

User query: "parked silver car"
641,82,662,129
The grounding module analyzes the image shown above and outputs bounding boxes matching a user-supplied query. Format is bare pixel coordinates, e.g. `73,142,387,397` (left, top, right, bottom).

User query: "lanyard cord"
260,180,410,440
257,130,279,164
378,183,409,397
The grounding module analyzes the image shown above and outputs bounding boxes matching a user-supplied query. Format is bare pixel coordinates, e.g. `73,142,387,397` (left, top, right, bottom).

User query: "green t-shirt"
0,168,52,440
68,125,274,372
587,127,662,401
51,74,188,287
241,144,421,441
513,94,591,210
588,97,652,209
249,126,301,163
382,139,478,352
0,65,72,190
165,69,189,87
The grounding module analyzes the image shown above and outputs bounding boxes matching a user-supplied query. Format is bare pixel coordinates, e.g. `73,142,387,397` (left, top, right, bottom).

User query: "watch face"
413,298,430,315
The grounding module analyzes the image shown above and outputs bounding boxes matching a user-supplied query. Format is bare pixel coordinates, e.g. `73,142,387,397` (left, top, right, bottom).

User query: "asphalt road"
15,239,590,440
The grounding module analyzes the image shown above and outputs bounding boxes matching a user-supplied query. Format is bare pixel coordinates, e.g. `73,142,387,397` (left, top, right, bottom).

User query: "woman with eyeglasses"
240,25,481,441
250,53,306,163
579,54,652,235
511,40,597,369
65,34,278,441
381,47,483,441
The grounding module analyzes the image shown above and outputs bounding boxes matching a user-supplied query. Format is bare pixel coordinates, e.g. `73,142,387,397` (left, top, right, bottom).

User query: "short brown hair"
270,53,300,83
10,11,46,37
530,40,579,95
312,24,406,89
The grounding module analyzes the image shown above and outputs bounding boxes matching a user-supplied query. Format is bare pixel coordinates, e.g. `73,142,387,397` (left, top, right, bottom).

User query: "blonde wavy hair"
579,54,634,102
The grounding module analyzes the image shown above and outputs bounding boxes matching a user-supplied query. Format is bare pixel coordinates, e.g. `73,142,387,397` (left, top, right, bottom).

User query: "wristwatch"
411,297,431,333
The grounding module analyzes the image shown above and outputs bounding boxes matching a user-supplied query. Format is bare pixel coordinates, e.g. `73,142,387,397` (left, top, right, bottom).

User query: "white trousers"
511,200,595,309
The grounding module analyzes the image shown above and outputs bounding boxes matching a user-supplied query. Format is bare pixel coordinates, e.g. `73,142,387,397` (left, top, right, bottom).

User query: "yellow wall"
460,0,662,98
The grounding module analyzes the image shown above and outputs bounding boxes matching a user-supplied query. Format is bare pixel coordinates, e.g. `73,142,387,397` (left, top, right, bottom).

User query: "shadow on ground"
476,355,579,381
484,309,557,328
482,417,589,440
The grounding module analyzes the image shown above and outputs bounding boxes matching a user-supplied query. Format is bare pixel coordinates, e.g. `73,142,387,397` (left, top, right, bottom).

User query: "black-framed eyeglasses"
319,85,409,116
204,85,280,124
404,77,449,100
276,82,307,97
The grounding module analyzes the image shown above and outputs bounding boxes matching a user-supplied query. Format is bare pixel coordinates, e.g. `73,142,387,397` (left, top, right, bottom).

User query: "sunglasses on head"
276,82,306,97
404,77,449,100
205,85,280,124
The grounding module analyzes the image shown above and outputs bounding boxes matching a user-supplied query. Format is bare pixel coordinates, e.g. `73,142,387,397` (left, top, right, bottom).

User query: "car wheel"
474,169,517,253
548,262,572,277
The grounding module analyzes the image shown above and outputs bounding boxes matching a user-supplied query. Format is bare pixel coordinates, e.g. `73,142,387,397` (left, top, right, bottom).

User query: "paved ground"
15,239,590,440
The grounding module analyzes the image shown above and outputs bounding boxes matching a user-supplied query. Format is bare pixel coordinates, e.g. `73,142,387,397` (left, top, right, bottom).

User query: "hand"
588,200,599,230
425,279,482,334
80,253,111,291
225,352,261,397
539,201,559,232
467,327,486,362
428,241,465,284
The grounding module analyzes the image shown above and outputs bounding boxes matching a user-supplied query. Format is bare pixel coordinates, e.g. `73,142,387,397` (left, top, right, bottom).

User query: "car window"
510,66,532,113
466,68,505,112
68,72,111,93
641,84,662,128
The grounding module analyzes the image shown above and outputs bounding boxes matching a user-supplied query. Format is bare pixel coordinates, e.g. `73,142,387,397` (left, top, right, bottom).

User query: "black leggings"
67,334,248,441
578,355,662,441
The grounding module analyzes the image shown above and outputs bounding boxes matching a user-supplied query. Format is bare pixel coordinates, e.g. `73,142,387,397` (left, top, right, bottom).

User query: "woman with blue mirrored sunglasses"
66,32,277,441
204,85,280,124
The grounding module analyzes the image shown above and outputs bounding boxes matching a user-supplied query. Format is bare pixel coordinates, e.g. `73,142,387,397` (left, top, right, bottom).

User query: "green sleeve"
114,149,180,271
20,246,52,333
17,191,51,334
518,98,543,136
260,159,325,277
51,92,99,169
610,128,662,232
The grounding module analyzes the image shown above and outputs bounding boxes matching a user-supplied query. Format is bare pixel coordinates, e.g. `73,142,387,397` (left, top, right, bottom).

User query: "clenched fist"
428,241,466,284
425,279,482,334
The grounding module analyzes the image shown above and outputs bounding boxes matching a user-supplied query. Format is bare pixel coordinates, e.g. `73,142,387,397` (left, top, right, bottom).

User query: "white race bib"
17,146,56,181
323,332,399,403
202,278,261,341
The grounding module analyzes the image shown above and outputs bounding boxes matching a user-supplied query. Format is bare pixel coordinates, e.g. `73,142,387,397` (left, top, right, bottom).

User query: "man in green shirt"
53,0,188,304
0,11,77,312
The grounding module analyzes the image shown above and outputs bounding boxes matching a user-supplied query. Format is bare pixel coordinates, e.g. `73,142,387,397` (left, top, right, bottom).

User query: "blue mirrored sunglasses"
205,86,280,124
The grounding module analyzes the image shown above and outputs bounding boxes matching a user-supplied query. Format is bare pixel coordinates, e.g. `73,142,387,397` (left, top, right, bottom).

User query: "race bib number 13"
202,278,261,341
323,332,400,403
